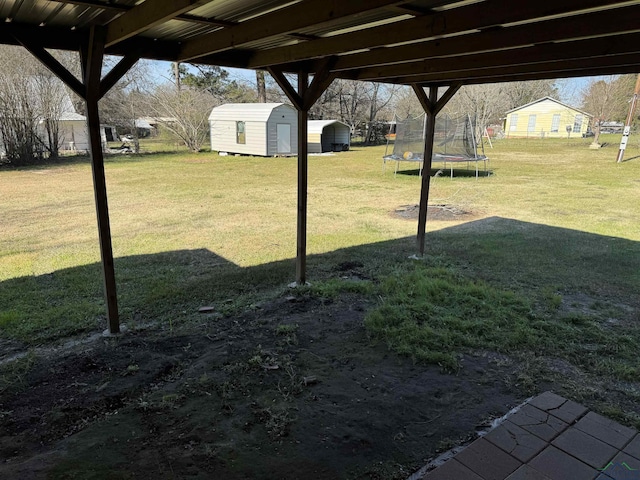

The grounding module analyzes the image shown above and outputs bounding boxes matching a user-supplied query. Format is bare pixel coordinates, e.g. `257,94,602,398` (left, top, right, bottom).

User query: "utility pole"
616,73,640,163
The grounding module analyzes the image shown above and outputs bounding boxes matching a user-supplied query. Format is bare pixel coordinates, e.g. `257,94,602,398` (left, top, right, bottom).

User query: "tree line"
0,43,637,167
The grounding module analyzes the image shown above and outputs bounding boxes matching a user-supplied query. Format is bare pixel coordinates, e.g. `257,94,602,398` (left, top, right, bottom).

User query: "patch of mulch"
392,204,474,221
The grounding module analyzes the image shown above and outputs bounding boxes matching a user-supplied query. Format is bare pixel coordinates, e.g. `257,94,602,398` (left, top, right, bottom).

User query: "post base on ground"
102,324,128,337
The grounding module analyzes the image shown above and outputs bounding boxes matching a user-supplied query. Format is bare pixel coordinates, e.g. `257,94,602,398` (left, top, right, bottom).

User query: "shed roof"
308,120,350,134
208,103,294,122
505,97,593,117
1,1,639,87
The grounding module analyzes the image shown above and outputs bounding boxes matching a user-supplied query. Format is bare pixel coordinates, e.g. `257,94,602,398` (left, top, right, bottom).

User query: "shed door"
277,124,291,153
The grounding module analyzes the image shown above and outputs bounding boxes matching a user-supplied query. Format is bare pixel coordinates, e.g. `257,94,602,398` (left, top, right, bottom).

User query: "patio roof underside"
0,0,639,86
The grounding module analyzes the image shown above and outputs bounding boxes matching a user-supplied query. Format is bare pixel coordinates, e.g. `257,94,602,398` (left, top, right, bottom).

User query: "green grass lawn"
2,134,640,406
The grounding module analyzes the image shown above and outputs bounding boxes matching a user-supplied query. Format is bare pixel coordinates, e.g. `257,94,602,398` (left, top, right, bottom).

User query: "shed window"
527,114,537,133
573,114,583,133
510,114,518,131
236,121,246,144
551,114,560,133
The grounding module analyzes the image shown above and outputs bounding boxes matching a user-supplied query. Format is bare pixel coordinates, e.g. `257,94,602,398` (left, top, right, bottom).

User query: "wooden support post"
17,26,138,335
297,73,309,285
412,83,461,256
267,66,335,285
82,27,120,334
414,86,438,256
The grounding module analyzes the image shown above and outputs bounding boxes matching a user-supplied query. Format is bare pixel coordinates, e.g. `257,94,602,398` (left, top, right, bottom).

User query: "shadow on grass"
0,150,210,172
394,167,493,178
0,154,93,171
1,217,639,346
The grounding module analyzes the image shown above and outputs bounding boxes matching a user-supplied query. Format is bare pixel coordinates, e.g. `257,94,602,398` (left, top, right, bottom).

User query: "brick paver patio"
417,392,640,480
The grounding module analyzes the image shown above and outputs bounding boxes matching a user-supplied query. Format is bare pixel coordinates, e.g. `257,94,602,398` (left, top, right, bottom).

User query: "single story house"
504,97,592,138
209,103,298,156
308,120,350,153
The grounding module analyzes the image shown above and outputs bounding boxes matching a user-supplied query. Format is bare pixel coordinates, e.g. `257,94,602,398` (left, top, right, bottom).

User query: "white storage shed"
307,120,351,153
57,111,111,152
209,103,298,156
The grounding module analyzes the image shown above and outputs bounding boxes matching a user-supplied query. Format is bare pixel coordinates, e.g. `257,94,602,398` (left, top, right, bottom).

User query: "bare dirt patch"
392,204,475,222
0,292,521,479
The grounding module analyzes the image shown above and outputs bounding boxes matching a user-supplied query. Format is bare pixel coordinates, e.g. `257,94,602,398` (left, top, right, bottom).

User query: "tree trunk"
173,62,181,91
256,70,266,103
593,120,601,145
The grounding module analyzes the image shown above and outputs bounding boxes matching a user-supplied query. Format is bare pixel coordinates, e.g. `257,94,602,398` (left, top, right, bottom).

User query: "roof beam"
325,4,640,73
50,0,236,27
426,64,640,87
267,68,303,111
99,53,140,99
303,58,337,109
11,31,85,99
411,82,460,116
245,0,631,69
105,0,202,48
1,22,83,51
178,0,413,62
387,53,640,86
353,32,640,82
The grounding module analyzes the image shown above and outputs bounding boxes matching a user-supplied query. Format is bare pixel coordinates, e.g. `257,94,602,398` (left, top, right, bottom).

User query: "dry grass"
1,134,639,342
2,135,640,279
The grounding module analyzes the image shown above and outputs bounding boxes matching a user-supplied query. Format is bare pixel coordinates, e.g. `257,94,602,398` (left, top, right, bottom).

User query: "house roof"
208,103,294,122
505,97,593,118
138,117,178,125
308,120,350,134
1,1,639,87
135,118,153,129
58,111,86,122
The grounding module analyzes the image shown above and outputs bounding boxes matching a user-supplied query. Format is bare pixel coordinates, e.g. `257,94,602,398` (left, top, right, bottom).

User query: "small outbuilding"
307,120,351,153
209,103,298,156
504,97,592,138
57,111,113,152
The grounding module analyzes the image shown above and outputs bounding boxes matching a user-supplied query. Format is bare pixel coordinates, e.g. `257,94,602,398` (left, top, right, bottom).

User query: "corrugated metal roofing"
308,120,350,134
0,0,639,86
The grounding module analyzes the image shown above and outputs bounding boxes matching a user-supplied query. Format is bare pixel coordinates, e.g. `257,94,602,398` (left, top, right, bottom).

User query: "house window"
551,114,560,133
527,114,537,133
510,114,518,132
236,121,246,144
573,114,583,133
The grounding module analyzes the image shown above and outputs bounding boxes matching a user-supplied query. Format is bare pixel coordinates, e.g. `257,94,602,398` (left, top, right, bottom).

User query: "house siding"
505,98,591,138
210,119,268,155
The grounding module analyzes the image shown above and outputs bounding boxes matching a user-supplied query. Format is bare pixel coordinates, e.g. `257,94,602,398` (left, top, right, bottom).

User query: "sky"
147,59,608,109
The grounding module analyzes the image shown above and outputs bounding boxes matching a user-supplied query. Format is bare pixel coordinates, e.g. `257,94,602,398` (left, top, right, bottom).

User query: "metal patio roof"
0,0,639,86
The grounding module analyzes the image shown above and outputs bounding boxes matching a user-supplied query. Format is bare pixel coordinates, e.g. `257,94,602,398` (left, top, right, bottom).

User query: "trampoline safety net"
383,113,488,174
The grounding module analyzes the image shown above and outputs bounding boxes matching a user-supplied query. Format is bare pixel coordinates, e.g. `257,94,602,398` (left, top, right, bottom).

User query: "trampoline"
383,113,488,178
